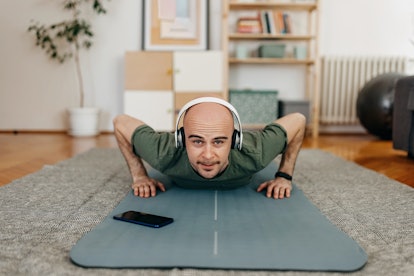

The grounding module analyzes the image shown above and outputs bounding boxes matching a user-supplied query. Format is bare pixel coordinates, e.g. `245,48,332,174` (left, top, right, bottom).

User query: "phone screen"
113,211,173,228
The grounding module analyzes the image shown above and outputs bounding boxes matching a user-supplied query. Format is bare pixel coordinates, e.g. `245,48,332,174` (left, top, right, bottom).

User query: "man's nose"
202,144,214,159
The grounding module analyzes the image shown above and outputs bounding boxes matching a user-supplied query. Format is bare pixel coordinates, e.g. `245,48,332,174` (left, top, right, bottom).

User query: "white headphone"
175,97,243,150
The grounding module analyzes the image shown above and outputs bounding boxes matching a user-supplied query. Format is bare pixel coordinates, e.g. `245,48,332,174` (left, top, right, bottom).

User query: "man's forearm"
275,113,306,178
117,133,148,181
122,145,149,182
113,115,149,181
278,145,298,176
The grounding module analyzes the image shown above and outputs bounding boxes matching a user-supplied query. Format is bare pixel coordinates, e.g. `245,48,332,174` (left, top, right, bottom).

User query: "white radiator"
319,56,407,124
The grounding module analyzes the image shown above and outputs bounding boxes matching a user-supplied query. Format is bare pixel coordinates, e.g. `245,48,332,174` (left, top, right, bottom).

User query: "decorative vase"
68,107,100,137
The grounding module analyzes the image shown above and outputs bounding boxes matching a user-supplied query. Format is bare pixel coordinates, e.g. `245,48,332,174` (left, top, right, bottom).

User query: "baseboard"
319,124,367,134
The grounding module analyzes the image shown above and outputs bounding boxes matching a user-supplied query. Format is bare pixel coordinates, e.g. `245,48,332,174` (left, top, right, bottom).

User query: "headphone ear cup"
176,127,186,148
231,129,241,150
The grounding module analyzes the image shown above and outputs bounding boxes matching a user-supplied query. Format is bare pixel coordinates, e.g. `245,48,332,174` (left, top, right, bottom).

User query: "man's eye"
193,140,203,145
214,140,224,145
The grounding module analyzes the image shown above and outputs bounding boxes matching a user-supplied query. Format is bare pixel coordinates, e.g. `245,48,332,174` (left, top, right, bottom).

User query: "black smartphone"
113,210,173,228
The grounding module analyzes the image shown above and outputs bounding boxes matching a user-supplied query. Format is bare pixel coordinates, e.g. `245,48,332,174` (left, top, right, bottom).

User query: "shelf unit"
222,0,320,137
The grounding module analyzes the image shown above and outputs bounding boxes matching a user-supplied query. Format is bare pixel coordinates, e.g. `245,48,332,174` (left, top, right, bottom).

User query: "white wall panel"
174,51,223,92
124,90,174,131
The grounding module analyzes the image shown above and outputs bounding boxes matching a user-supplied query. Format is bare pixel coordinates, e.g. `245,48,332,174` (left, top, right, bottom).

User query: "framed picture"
142,0,209,51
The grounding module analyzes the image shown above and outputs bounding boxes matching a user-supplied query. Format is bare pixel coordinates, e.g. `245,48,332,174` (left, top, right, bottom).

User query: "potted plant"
28,0,108,136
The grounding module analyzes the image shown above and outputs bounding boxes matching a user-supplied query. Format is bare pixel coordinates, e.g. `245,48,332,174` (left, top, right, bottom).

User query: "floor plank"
0,133,413,188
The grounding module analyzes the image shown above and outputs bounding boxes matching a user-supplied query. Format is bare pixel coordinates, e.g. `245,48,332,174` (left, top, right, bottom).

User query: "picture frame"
142,0,209,51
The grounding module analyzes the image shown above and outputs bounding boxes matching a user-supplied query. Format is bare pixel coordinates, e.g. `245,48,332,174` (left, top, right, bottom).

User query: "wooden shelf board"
229,57,315,65
229,33,314,40
229,2,317,11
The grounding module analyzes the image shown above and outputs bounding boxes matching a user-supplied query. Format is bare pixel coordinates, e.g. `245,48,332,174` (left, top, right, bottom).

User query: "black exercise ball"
356,73,404,140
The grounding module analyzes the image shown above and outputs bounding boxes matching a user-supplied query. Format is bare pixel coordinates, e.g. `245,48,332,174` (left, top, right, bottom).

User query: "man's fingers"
150,181,165,196
276,186,292,199
139,185,150,198
133,186,139,196
257,180,292,200
257,183,267,192
156,182,166,192
132,179,166,198
277,187,285,199
285,188,291,198
150,184,157,197
257,182,278,198
271,186,280,199
150,181,166,196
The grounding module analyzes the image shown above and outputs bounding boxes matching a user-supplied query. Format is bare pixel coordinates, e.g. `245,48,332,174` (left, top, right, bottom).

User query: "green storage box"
278,100,310,122
230,90,278,125
258,44,286,58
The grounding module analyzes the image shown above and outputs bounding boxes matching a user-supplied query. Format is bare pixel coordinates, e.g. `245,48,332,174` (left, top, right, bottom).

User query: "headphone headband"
175,97,243,149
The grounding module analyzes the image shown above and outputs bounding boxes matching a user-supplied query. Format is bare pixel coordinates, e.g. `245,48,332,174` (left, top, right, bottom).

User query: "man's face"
183,103,234,179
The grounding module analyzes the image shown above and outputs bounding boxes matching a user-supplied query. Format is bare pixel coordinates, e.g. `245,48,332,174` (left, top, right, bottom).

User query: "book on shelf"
260,11,268,34
262,10,277,35
236,16,262,33
282,13,292,34
236,11,292,35
274,11,285,34
260,10,292,35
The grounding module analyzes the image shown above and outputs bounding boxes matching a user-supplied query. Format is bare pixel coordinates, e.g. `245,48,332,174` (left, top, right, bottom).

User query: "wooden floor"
0,132,413,188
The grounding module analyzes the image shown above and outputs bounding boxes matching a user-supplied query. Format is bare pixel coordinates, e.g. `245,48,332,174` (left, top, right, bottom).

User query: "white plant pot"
68,107,100,137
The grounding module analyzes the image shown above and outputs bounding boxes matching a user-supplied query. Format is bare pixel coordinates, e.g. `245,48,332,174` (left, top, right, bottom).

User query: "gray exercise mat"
70,162,367,271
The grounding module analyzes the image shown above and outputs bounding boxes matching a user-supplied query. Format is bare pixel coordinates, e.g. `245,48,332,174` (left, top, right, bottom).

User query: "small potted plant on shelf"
28,0,108,136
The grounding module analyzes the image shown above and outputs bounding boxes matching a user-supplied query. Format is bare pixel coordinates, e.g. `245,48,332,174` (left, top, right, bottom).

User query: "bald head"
183,102,234,131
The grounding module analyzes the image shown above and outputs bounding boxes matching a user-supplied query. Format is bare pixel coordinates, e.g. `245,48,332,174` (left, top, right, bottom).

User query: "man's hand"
132,176,166,198
257,178,292,199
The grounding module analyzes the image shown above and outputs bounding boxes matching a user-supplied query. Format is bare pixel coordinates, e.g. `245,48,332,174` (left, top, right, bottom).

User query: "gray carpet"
0,148,413,275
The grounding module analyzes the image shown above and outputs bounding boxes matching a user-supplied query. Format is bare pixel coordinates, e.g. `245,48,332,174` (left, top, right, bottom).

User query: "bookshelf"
222,0,320,137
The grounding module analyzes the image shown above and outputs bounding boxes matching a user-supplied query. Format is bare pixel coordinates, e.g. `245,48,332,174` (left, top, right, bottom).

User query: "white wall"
320,0,414,56
1,0,414,131
0,0,141,131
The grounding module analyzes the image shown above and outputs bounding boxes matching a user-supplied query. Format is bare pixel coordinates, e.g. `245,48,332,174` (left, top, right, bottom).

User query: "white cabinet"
174,51,223,92
124,91,173,132
124,51,224,131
